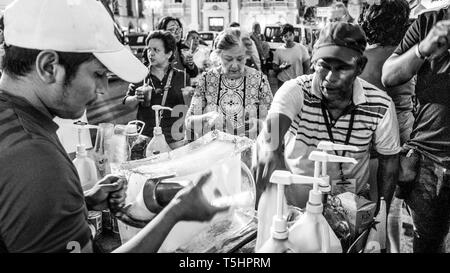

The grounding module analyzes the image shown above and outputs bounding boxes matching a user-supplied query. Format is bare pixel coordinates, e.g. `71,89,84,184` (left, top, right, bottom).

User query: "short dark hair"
359,0,410,46
229,22,240,28
281,24,294,36
2,46,94,85
144,30,176,62
186,30,199,41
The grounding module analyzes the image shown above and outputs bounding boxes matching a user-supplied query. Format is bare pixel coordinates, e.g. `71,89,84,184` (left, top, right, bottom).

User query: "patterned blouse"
186,66,273,139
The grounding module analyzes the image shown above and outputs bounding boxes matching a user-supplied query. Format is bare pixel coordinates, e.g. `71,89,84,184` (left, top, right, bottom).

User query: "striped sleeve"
268,78,304,121
373,98,402,155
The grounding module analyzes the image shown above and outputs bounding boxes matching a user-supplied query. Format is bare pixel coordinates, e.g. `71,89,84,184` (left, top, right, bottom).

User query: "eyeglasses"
167,27,182,34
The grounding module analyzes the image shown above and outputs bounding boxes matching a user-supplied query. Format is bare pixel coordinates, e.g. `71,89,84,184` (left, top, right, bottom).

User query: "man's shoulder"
418,5,449,20
0,102,32,152
278,74,314,98
357,78,393,117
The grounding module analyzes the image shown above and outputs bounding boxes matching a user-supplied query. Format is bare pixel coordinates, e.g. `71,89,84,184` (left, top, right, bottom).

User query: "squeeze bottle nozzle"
317,141,359,152
151,105,173,134
308,151,357,164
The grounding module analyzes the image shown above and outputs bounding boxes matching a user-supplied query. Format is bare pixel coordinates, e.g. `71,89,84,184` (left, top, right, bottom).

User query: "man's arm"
382,19,450,87
302,59,311,75
377,153,399,211
113,172,229,253
253,113,292,206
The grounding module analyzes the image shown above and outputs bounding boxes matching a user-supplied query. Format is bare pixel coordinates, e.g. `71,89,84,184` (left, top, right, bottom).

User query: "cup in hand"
136,84,153,107
181,48,194,66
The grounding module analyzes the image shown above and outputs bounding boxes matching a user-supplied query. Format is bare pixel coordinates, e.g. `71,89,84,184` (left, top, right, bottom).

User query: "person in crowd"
156,16,199,78
123,31,191,147
273,23,310,89
358,0,413,253
329,2,354,23
382,5,450,253
185,28,273,141
250,22,267,73
229,22,240,28
184,30,212,86
303,6,317,24
0,16,4,73
242,33,261,71
0,0,228,253
254,22,400,212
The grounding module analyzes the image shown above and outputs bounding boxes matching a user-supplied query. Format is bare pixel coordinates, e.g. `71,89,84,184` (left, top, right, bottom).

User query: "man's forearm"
382,47,425,87
262,113,291,153
113,202,181,253
377,153,400,210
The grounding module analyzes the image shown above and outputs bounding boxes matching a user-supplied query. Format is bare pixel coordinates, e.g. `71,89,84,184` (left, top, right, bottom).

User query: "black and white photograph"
0,0,449,261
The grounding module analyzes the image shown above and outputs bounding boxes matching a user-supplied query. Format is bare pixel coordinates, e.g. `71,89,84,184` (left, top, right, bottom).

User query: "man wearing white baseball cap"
0,0,228,253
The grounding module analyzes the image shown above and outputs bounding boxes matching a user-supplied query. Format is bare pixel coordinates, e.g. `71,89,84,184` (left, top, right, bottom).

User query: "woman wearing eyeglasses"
123,31,190,147
156,16,199,79
185,28,273,141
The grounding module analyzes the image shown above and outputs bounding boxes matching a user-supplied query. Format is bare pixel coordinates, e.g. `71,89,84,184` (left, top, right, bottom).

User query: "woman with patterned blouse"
185,28,273,140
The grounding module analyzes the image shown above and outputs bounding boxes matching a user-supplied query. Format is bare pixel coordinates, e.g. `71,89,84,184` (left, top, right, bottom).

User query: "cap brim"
94,47,148,83
311,45,361,65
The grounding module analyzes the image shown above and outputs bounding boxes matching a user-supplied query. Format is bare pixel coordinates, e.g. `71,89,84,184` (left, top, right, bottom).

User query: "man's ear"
356,56,368,76
35,50,64,84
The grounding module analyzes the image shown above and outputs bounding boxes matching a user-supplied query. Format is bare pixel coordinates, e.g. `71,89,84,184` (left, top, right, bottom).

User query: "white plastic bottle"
287,151,357,253
146,105,172,157
257,171,292,253
73,144,98,192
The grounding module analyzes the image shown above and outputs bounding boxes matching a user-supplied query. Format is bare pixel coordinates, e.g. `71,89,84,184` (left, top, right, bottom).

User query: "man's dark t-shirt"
394,7,450,166
0,92,91,252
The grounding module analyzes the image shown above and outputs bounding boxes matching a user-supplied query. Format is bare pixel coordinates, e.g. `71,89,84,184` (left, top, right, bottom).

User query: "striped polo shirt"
269,74,401,202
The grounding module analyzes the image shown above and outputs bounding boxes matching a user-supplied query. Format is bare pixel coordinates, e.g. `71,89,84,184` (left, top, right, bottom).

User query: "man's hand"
252,141,286,206
418,20,450,60
182,50,195,67
169,172,230,222
84,175,127,212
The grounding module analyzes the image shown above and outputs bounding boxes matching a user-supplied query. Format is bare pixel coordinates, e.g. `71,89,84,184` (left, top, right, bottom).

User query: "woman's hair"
359,0,410,46
143,30,177,64
156,16,183,32
214,28,250,52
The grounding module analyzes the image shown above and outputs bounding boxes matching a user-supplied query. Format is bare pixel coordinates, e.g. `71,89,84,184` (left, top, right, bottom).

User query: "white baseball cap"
3,0,147,83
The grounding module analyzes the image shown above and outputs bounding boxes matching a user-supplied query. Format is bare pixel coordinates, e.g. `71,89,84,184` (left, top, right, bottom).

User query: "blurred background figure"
0,16,4,73
358,0,414,253
156,16,199,79
329,2,354,23
303,6,317,24
185,30,212,86
273,23,310,89
250,22,268,74
185,28,273,141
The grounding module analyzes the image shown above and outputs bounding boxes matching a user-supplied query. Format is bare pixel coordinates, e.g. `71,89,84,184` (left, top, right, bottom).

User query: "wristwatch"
414,43,427,60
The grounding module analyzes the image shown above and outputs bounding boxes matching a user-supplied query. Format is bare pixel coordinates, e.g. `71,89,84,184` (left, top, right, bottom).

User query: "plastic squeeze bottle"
73,127,98,191
316,141,359,204
287,151,357,253
257,171,293,253
145,105,173,157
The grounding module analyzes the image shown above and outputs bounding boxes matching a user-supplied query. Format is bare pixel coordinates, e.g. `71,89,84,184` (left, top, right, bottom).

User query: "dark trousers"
402,153,450,252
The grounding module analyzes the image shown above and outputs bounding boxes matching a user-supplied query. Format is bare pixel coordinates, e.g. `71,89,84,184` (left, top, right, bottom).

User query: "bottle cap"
153,127,162,135
76,144,87,156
